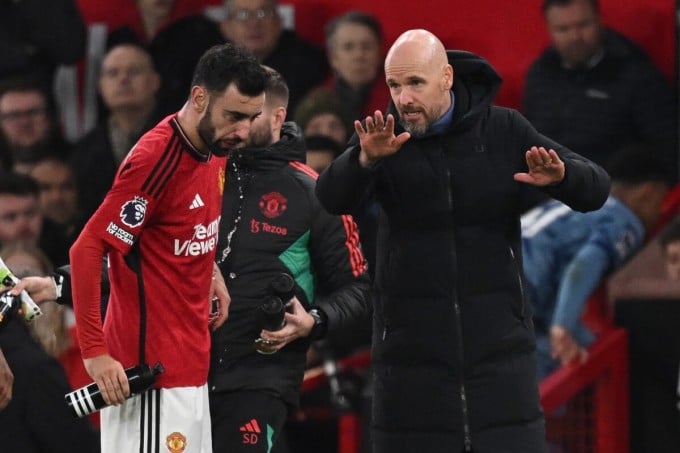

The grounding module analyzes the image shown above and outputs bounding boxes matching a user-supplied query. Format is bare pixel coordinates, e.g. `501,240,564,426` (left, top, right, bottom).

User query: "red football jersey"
73,115,225,387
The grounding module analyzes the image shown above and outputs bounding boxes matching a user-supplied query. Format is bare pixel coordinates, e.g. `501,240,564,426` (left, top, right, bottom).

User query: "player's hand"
0,347,13,411
209,263,230,330
83,354,129,405
356,111,410,167
8,276,57,304
550,325,588,366
258,298,313,352
514,146,565,186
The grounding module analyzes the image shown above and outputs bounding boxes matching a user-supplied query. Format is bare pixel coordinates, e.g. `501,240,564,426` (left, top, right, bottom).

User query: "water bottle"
253,273,296,355
254,295,287,354
65,362,164,418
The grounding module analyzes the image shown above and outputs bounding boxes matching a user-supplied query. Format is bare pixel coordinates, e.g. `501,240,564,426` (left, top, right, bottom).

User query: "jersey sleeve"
71,137,172,358
81,140,168,255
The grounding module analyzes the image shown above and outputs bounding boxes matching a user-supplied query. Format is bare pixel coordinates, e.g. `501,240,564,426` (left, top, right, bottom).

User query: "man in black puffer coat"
316,29,610,453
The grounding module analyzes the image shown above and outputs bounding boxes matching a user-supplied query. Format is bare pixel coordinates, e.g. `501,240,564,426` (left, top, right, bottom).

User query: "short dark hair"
605,142,669,186
324,10,383,51
0,171,40,197
541,0,599,14
191,43,269,97
0,76,56,116
261,65,289,109
292,88,352,136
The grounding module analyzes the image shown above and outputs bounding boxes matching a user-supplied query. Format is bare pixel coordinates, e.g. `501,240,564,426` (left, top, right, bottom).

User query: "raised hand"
356,110,411,167
514,146,565,186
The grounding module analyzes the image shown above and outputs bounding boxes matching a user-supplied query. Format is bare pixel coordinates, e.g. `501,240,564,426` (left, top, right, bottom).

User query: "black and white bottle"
65,362,164,418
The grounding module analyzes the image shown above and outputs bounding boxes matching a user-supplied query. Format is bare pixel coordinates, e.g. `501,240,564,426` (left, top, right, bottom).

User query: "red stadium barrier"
299,349,371,453
540,328,630,453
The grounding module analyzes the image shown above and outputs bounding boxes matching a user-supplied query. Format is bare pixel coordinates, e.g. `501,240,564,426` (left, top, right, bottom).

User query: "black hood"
230,122,306,171
387,50,502,134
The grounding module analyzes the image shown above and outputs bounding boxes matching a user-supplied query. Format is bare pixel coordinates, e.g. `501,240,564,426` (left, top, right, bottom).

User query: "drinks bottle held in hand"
254,295,287,354
65,362,165,418
254,273,295,354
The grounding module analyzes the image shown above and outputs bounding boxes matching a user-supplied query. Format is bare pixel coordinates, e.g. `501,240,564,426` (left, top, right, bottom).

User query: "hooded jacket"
209,123,371,407
316,51,610,452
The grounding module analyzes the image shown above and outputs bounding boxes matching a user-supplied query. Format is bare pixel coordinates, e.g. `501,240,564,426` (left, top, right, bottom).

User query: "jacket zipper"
446,167,473,452
508,246,526,320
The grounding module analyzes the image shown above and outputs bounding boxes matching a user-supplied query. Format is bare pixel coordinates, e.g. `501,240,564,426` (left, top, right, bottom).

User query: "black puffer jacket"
316,51,610,452
209,123,371,407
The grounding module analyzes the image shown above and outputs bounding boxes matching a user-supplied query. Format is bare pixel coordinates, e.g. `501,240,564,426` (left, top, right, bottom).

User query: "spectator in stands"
220,0,328,112
293,87,352,145
30,157,82,268
209,66,370,452
322,10,390,121
71,43,161,220
0,0,86,89
522,143,669,379
304,134,343,174
316,28,610,453
294,87,378,279
0,241,100,452
0,77,70,173
0,171,42,249
0,170,68,270
107,0,223,118
523,0,677,183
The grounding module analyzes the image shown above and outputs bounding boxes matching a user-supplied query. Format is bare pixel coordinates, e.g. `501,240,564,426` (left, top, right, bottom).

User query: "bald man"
316,29,611,453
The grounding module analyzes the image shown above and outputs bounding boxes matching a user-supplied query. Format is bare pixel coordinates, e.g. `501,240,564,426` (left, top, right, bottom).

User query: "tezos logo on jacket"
259,192,287,219
119,196,148,227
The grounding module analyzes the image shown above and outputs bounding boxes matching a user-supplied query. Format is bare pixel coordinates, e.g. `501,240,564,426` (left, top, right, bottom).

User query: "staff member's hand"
357,110,411,167
258,298,314,352
514,146,565,186
0,347,13,410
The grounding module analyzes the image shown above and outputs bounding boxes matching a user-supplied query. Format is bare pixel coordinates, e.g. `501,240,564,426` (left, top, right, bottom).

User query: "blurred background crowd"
0,0,678,452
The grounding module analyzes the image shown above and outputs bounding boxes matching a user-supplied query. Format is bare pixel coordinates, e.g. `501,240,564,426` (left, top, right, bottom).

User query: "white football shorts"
101,384,212,453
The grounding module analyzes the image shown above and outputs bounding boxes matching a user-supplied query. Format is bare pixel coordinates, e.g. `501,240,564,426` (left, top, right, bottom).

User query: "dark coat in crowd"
0,0,86,85
523,28,678,180
257,30,329,113
0,318,100,453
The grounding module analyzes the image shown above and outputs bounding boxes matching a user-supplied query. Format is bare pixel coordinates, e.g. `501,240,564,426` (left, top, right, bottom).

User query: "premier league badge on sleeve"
120,196,149,228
